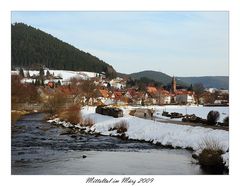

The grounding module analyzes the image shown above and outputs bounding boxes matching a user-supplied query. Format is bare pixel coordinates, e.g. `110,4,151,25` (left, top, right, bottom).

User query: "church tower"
171,76,176,93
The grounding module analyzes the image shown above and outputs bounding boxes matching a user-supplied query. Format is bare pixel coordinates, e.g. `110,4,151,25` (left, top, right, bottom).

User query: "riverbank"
47,106,229,171
11,110,30,125
12,113,206,175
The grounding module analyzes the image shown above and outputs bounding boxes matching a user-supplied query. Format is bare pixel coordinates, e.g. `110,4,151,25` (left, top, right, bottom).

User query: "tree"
57,80,61,86
193,83,205,104
19,68,25,78
39,68,45,77
46,70,51,77
26,71,30,78
43,92,67,115
187,84,193,91
81,80,97,105
11,23,117,76
11,74,40,105
141,98,145,106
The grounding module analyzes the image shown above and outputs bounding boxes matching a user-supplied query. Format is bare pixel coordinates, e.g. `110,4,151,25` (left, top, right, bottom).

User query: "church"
170,76,195,105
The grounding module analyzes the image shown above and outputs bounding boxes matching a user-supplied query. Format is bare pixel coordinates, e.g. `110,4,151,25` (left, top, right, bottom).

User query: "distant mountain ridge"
11,23,116,78
128,70,229,89
177,76,229,89
129,70,187,86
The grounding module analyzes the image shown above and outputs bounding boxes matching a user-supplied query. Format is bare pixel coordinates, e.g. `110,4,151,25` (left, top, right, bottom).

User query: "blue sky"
11,11,229,76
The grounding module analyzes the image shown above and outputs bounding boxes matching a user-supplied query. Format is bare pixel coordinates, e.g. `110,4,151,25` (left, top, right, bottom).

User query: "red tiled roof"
99,89,109,98
175,90,194,95
113,91,122,100
147,86,158,94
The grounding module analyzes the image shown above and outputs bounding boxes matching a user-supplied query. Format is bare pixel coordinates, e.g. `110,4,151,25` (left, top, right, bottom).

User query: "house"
111,91,123,100
175,90,195,105
158,89,171,104
95,89,111,105
110,77,126,89
96,89,109,98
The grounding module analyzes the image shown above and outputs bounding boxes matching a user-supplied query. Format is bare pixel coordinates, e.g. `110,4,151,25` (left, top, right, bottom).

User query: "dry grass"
198,137,225,170
81,117,95,127
198,137,224,153
111,120,129,133
58,104,82,125
11,111,29,125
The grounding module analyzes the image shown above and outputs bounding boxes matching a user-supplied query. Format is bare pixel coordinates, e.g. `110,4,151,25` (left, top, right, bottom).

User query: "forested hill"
128,70,228,89
129,70,187,86
11,23,116,78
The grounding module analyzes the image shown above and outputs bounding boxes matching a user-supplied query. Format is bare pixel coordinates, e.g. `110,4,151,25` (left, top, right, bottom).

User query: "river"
12,113,205,175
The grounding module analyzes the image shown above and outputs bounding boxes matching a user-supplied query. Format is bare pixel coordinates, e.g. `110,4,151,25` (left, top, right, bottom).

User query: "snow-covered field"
81,106,228,150
12,70,100,81
151,105,228,122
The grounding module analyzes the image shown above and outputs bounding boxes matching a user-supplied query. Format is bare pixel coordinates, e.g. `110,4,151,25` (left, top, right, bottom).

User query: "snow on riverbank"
48,105,229,167
81,106,228,150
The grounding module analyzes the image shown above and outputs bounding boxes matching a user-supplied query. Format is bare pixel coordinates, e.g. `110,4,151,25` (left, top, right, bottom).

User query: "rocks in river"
70,135,77,138
192,153,199,159
117,133,129,140
82,155,87,158
60,129,76,135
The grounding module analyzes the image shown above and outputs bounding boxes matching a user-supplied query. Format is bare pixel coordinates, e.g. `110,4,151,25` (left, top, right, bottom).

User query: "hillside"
11,23,116,78
129,70,229,89
129,70,187,86
177,76,229,89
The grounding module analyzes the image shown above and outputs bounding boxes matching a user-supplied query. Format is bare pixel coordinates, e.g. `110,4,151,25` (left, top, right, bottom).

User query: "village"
12,68,229,108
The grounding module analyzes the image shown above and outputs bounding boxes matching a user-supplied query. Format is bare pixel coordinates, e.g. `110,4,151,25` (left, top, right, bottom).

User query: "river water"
11,113,205,175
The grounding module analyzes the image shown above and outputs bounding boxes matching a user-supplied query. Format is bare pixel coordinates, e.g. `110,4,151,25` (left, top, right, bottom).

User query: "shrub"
58,104,82,125
223,116,229,126
113,120,129,133
43,92,67,115
82,117,95,127
207,110,220,125
198,138,225,172
198,137,224,153
11,111,28,125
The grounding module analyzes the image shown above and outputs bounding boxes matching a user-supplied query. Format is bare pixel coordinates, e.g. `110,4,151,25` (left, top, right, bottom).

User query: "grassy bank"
11,110,30,125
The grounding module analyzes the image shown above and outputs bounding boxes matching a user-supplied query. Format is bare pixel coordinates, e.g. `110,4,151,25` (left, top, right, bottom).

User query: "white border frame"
1,0,240,186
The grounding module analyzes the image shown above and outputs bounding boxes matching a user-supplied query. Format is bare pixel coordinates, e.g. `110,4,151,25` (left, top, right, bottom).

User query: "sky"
11,11,229,77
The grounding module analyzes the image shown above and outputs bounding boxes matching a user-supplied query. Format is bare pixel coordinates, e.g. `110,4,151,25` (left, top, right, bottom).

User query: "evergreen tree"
26,71,30,78
57,80,61,86
46,70,51,78
188,84,193,91
39,68,45,77
19,68,25,78
41,79,45,86
11,23,117,78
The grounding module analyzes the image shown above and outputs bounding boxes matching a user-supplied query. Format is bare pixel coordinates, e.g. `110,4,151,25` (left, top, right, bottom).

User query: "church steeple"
171,76,176,93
